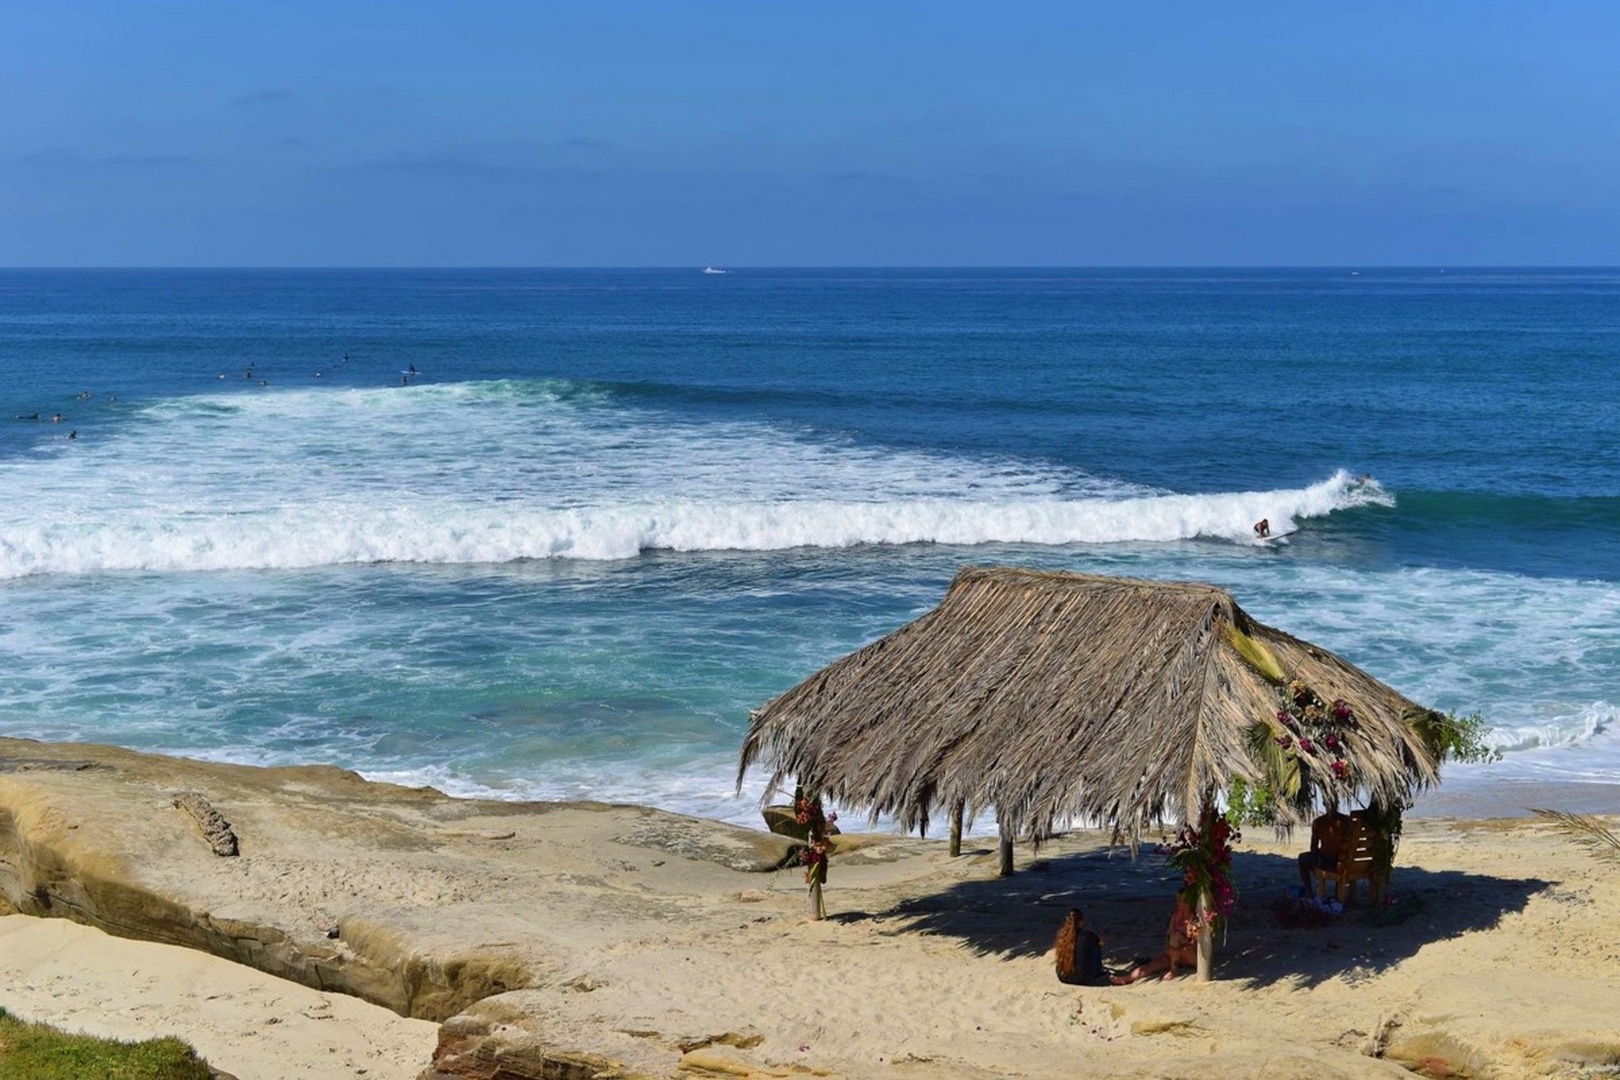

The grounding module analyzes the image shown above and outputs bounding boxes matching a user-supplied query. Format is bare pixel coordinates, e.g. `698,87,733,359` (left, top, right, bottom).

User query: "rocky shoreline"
6,736,1620,1080
0,737,899,1078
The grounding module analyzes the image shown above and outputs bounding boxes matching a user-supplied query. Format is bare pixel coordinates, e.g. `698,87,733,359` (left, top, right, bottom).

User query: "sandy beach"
4,739,1620,1079
0,915,439,1079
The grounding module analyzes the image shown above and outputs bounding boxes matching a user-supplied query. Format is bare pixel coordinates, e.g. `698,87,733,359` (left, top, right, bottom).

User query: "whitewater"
1,267,1615,826
0,382,1386,577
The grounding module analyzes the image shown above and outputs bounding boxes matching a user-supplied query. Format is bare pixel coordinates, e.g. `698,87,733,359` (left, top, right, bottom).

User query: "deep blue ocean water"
1,268,1616,823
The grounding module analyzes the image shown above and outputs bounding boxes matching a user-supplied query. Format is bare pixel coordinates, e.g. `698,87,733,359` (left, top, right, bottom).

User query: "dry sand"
4,739,1620,1079
0,915,439,1079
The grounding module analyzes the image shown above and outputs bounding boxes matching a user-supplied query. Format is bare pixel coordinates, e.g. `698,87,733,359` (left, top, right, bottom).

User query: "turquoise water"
1,268,1616,823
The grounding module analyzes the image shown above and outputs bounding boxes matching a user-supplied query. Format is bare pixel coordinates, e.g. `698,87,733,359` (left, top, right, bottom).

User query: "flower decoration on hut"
1275,679,1359,790
1164,806,1240,937
794,789,836,886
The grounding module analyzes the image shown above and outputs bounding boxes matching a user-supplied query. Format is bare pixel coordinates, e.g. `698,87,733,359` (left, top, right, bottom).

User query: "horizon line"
3,263,1618,272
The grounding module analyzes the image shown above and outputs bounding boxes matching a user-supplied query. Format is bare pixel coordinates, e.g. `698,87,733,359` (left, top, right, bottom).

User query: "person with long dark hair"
1053,908,1108,986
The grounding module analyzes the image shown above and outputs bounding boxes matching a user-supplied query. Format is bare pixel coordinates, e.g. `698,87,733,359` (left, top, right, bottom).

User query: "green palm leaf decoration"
1224,624,1286,684
1530,807,1620,864
1245,720,1311,822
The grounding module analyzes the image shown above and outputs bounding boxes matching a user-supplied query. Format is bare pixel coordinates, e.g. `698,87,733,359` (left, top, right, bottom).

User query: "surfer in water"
1254,519,1271,538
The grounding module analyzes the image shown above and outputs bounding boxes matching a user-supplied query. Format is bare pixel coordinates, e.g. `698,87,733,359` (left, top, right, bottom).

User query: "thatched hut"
738,564,1444,876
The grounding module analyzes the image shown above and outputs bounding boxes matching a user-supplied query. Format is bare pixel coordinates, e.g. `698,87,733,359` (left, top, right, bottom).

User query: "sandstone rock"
0,736,826,1028
421,1009,651,1080
676,1045,794,1077
171,791,239,856
612,812,803,872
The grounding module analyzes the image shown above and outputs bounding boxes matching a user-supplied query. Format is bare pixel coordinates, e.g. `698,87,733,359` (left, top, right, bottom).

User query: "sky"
3,1,1618,266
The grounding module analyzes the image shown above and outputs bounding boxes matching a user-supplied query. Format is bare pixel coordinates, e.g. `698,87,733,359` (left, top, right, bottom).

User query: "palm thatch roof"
738,566,1443,843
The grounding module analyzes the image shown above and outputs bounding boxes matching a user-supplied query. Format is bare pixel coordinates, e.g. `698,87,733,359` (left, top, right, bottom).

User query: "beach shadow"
879,844,1551,989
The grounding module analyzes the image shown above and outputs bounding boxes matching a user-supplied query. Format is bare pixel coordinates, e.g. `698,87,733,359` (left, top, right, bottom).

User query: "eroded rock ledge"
0,737,924,1079
0,739,824,1026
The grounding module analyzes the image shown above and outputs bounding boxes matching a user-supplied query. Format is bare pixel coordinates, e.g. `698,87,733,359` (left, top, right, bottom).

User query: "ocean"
1,268,1616,827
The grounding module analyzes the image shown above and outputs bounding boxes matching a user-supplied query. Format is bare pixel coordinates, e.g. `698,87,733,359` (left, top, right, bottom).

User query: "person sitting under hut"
1111,893,1198,984
1053,908,1109,986
1298,808,1350,902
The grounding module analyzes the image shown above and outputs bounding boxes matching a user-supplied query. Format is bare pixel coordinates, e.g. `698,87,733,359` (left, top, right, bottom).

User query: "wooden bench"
1314,811,1389,906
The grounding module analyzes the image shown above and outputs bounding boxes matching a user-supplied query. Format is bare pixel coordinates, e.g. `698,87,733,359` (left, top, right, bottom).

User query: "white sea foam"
3,379,1610,807
0,380,1376,578
358,758,779,828
1486,703,1614,754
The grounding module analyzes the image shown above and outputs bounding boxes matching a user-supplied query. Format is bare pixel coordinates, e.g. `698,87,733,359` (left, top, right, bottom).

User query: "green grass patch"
0,1006,213,1079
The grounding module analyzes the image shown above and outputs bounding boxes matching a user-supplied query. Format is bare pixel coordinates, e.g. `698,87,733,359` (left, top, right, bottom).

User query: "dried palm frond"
738,566,1444,845
1530,807,1620,864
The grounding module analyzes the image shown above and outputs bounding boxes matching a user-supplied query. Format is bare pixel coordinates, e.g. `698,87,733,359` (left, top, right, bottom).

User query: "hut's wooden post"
1193,792,1217,982
997,816,1015,877
949,801,964,857
1195,886,1214,982
797,786,828,921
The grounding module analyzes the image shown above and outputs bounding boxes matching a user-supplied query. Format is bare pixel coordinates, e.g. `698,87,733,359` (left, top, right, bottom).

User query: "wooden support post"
808,880,824,921
949,802,964,857
997,818,1015,877
1196,886,1214,981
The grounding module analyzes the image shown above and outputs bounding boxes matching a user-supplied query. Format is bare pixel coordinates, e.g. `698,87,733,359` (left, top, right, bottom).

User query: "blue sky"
3,1,1617,266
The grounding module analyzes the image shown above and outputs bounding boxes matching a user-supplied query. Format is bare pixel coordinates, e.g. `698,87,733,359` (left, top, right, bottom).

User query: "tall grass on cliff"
0,1007,213,1079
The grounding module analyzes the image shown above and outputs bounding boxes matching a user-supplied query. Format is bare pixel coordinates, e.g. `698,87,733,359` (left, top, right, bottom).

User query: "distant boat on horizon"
702,266,728,275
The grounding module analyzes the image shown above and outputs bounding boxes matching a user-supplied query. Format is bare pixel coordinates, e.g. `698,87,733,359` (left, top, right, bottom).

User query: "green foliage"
1225,776,1280,828
1413,709,1500,765
1241,717,1312,824
1361,798,1404,873
0,1007,213,1080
